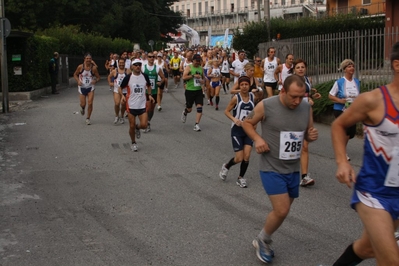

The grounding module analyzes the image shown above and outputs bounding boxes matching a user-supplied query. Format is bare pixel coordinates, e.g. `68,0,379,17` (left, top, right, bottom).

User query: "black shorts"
333,110,356,139
129,108,146,116
264,82,278,91
185,90,204,108
172,69,181,77
221,72,230,78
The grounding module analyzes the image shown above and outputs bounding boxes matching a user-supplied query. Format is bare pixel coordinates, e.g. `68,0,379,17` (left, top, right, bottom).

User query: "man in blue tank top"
330,42,399,266
242,75,318,264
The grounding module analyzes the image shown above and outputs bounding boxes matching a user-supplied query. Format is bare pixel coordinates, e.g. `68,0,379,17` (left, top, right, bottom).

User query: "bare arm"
224,96,240,125
92,66,101,84
73,65,83,86
274,65,282,84
242,102,269,154
328,94,346,104
108,69,115,86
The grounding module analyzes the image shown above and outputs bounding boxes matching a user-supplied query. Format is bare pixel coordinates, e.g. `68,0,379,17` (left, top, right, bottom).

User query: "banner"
177,24,200,46
223,28,229,49
210,35,233,48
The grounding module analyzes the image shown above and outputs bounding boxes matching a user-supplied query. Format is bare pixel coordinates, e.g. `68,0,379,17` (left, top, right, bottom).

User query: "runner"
329,59,360,161
181,54,205,131
207,59,222,110
230,50,249,83
155,52,169,111
330,42,399,266
170,51,182,89
108,57,127,124
142,52,165,132
261,47,281,98
274,53,294,92
220,51,231,94
73,53,101,125
242,75,318,264
219,76,258,188
120,59,154,152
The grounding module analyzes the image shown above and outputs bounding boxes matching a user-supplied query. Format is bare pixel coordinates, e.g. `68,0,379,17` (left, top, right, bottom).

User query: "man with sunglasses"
261,47,281,98
141,52,165,132
119,59,154,152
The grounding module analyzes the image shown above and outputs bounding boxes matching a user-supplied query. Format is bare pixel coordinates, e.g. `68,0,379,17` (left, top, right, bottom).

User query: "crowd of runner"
71,43,399,265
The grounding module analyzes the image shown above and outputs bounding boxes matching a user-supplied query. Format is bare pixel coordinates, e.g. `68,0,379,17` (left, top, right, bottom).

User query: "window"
282,0,286,5
231,3,234,12
187,9,190,17
291,0,295,4
211,6,214,14
362,0,371,4
198,3,202,15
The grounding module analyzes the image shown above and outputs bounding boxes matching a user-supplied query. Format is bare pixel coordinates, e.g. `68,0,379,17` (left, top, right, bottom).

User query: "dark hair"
283,75,305,92
391,42,399,70
288,58,307,74
84,52,92,58
285,53,293,59
118,58,125,63
267,47,275,56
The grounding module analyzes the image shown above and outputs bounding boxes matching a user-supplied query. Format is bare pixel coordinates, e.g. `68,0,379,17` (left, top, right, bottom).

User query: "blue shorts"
79,87,94,96
211,81,221,88
260,171,300,198
129,108,146,116
232,135,253,152
351,190,399,220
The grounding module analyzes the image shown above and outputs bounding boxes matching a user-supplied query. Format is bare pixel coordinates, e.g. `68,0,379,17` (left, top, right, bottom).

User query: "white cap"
132,59,142,65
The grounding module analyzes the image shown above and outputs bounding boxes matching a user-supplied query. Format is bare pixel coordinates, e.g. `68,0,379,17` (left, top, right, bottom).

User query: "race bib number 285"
279,131,304,160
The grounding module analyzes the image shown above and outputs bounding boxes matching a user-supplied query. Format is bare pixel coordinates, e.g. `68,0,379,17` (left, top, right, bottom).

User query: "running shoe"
131,143,138,152
236,178,247,188
215,105,219,111
252,237,274,263
165,88,168,93
114,117,119,124
157,105,162,111
181,111,187,123
85,119,91,125
300,175,315,187
80,107,85,116
346,154,351,161
193,124,201,131
135,126,141,139
395,231,399,246
207,99,210,105
119,117,125,124
219,164,229,181
143,123,151,133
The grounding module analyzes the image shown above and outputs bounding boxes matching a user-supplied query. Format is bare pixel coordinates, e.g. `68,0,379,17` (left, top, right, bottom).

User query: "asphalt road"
0,78,374,266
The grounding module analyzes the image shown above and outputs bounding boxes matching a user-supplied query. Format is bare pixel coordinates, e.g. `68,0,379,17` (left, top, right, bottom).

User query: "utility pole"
0,0,9,113
264,0,271,41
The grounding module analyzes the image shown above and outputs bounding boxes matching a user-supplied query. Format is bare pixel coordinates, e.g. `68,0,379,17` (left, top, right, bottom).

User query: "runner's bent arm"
242,103,269,154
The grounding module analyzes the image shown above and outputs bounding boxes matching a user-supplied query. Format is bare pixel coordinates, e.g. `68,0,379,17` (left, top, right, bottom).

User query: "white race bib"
279,131,304,160
194,78,201,87
385,146,399,187
150,78,155,90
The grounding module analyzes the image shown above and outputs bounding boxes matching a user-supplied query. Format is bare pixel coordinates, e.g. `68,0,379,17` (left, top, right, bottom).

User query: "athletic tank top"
356,85,399,197
209,67,221,78
79,67,94,89
278,64,293,90
221,59,230,73
263,57,278,83
231,92,255,136
260,96,310,173
186,65,203,91
113,71,127,93
143,64,158,94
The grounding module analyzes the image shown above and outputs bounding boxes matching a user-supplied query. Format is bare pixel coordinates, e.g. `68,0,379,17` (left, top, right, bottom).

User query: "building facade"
171,0,326,45
327,0,385,16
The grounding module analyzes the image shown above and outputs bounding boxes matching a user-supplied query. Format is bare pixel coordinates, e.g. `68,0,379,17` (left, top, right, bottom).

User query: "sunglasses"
255,60,261,62
148,56,154,58
133,64,142,67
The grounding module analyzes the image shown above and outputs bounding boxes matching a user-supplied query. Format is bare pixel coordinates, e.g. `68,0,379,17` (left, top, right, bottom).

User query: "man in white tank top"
73,53,101,125
261,47,281,98
274,54,294,92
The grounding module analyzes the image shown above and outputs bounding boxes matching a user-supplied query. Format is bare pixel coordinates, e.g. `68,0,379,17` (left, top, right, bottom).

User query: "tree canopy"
5,0,183,45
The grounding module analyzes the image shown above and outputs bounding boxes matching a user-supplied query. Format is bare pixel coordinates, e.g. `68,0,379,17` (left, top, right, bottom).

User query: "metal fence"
258,27,399,90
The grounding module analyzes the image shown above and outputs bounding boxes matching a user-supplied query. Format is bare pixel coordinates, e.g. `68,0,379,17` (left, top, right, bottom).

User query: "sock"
301,173,307,179
210,96,213,102
333,243,363,266
239,161,249,177
258,229,272,243
132,141,136,144
216,96,220,105
227,84,230,89
148,111,154,121
223,84,226,92
184,108,188,115
225,157,236,169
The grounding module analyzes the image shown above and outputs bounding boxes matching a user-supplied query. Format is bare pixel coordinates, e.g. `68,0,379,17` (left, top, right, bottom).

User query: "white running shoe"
143,123,151,133
219,164,229,181
236,178,248,188
119,117,125,124
181,111,187,123
300,175,315,187
114,117,119,124
85,119,91,125
131,143,138,152
165,88,168,93
157,105,162,111
193,124,201,131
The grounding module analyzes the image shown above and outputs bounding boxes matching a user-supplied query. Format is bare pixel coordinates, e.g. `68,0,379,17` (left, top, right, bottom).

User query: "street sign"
0,18,11,38
148,40,154,51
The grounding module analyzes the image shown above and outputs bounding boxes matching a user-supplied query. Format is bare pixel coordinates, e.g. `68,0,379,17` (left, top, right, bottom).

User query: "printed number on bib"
133,86,144,94
150,79,155,89
385,146,399,187
173,63,178,68
279,131,304,160
194,78,201,87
